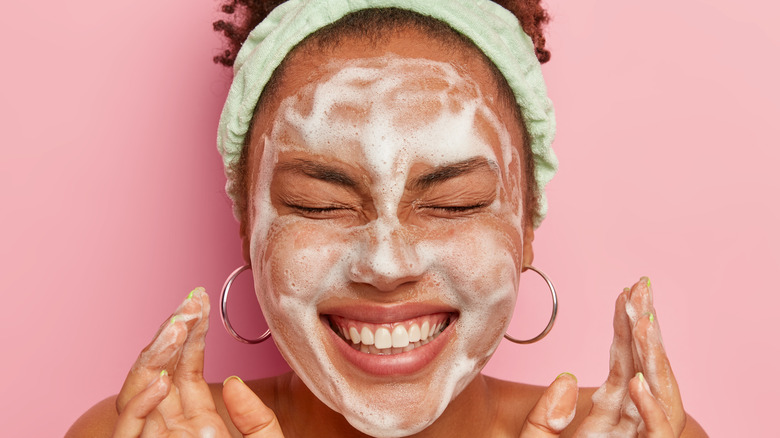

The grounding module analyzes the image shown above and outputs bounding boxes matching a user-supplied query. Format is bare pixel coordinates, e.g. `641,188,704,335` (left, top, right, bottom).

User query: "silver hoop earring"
504,265,558,344
220,264,272,344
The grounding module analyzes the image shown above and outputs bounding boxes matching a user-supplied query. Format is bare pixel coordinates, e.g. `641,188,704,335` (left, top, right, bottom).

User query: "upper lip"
319,303,458,324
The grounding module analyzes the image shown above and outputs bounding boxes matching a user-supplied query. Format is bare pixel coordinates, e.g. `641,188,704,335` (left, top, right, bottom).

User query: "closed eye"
417,201,492,216
285,202,356,219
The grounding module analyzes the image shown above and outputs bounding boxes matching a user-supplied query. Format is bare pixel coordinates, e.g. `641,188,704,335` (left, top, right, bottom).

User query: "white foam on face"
248,57,525,437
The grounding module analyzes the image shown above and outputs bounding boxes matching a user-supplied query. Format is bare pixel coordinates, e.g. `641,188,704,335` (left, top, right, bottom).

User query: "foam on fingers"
629,373,675,436
632,312,678,420
625,277,654,325
174,287,206,325
134,318,187,371
545,373,578,432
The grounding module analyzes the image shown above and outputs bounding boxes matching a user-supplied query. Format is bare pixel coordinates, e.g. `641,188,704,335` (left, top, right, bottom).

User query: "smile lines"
329,313,452,355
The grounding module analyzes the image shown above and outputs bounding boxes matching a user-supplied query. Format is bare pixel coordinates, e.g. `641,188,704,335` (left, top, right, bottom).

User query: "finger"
629,373,675,437
626,278,654,375
223,376,285,437
519,373,578,437
172,288,218,416
632,311,685,435
626,277,654,325
117,316,187,413
155,291,210,419
112,371,171,438
586,290,633,419
118,290,204,414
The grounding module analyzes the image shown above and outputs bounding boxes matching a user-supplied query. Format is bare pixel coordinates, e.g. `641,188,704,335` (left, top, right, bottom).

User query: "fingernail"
187,287,205,300
556,372,577,383
640,276,651,288
223,375,244,386
636,372,652,392
649,313,654,323
160,369,168,378
170,315,177,324
623,287,630,293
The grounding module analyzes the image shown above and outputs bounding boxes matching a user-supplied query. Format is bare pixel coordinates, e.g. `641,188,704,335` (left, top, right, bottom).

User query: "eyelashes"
284,203,356,219
285,201,492,219
420,202,491,213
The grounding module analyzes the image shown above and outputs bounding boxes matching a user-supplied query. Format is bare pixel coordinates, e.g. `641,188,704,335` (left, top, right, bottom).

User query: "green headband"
217,0,557,228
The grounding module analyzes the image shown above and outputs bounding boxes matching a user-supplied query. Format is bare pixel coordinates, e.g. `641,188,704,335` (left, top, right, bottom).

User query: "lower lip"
322,316,456,376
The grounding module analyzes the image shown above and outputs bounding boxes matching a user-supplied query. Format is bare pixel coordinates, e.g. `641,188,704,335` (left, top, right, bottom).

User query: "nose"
348,218,425,292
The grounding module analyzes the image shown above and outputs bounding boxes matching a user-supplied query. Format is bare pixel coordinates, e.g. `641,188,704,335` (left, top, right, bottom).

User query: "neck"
273,372,497,437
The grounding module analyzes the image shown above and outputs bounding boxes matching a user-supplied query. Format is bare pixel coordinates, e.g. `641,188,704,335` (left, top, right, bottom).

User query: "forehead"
273,56,506,164
246,28,527,195
253,26,520,138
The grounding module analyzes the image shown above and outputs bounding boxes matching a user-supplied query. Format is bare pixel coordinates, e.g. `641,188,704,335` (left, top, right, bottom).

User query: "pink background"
1,0,777,435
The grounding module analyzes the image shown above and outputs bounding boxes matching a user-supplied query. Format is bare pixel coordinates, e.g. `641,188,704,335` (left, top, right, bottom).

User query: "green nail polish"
646,277,651,288
160,369,168,377
649,313,655,323
623,287,630,293
223,375,244,386
170,315,177,324
556,372,577,383
637,372,644,383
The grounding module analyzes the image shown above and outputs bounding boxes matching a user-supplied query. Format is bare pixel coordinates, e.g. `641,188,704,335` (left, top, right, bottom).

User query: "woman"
68,0,707,436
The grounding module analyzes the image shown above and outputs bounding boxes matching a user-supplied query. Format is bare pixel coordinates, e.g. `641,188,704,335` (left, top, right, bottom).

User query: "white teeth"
374,327,392,349
421,321,430,340
360,327,374,345
391,325,410,348
349,327,361,344
335,315,452,355
408,323,421,342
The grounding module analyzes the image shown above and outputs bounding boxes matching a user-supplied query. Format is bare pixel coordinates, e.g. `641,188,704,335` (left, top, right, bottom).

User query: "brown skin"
67,28,707,438
67,376,705,437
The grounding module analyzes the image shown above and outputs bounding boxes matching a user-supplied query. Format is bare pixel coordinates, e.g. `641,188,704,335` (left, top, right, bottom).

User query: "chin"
265,293,511,437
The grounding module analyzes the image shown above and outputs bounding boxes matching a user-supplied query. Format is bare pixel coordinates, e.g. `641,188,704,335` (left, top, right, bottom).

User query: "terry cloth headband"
217,0,558,228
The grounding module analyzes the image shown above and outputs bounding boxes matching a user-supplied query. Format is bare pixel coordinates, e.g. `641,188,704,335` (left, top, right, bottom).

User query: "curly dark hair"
213,0,551,67
213,1,552,230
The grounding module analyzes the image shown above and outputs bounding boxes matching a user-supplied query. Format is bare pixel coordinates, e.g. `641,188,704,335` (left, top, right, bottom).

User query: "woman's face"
244,28,532,437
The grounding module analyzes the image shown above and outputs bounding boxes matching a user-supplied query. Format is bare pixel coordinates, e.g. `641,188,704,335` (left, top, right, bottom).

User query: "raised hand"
112,288,285,438
573,277,686,437
519,277,686,437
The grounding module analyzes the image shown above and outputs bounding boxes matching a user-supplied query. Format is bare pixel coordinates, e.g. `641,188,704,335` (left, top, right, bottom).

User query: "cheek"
424,219,521,351
431,218,521,291
259,219,350,304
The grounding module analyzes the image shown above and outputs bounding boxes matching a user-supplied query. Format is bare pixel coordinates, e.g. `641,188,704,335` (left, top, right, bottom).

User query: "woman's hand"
520,278,686,437
112,288,285,437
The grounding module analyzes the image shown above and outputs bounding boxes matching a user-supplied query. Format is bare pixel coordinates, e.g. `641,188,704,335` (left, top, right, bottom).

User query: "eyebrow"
276,159,358,188
410,157,498,191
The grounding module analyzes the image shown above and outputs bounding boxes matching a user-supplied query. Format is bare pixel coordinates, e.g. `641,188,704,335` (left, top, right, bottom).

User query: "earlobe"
522,225,535,270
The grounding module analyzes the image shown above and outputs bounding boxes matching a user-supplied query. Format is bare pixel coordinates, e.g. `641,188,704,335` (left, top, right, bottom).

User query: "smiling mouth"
326,313,454,355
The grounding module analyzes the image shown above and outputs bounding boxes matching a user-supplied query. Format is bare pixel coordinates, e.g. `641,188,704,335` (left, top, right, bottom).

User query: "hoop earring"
220,264,272,344
504,265,558,344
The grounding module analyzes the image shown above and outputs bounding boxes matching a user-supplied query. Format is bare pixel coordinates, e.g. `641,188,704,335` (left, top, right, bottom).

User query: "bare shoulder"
65,395,119,438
